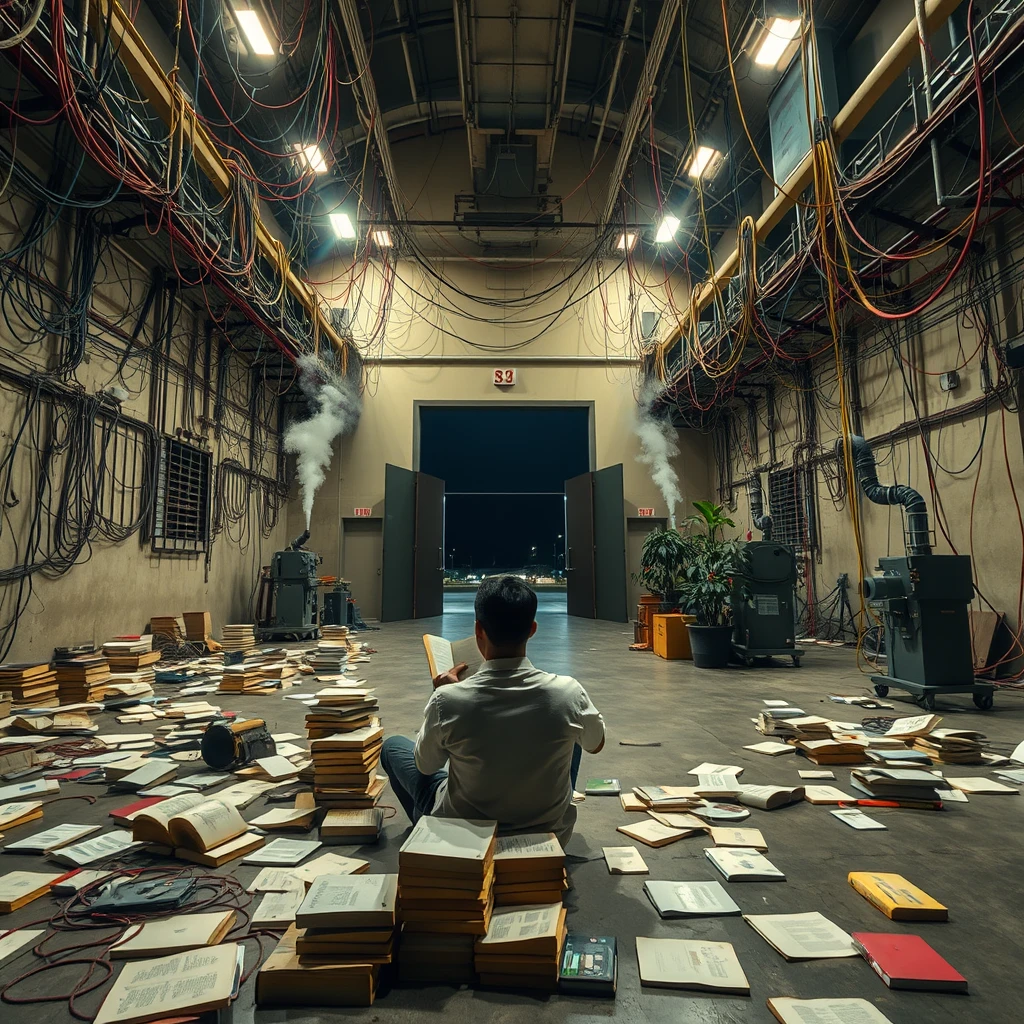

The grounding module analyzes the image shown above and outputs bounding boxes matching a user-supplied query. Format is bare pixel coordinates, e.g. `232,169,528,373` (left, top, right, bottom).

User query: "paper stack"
308,640,349,674
0,664,58,707
218,666,278,695
632,786,702,812
150,615,184,644
397,817,497,981
849,768,943,806
912,728,987,764
54,654,112,703
103,636,161,674
795,737,869,765
319,808,383,846
474,903,567,990
305,689,379,737
219,624,256,653
304,722,385,809
493,834,566,906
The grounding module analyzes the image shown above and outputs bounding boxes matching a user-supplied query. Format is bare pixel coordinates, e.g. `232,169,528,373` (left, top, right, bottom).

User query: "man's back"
414,657,604,845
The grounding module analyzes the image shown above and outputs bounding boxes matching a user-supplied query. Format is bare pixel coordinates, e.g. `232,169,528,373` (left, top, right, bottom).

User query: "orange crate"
653,613,696,660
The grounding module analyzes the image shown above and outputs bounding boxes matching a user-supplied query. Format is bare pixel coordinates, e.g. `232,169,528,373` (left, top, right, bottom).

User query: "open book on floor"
422,635,483,681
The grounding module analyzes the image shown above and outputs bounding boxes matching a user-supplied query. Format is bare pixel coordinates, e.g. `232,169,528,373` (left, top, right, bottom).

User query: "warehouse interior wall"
0,191,290,663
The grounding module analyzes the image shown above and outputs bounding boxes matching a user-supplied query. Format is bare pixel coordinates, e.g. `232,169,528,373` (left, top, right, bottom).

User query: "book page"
169,799,247,851
450,636,483,676
767,997,896,1024
602,846,648,874
400,816,495,861
252,890,303,927
94,943,240,1024
292,853,368,883
56,831,140,866
298,874,395,918
744,912,856,959
494,833,563,859
479,904,561,944
134,792,206,832
112,912,233,955
242,838,321,865
635,937,748,990
644,880,739,916
423,634,453,677
0,929,45,966
246,867,306,893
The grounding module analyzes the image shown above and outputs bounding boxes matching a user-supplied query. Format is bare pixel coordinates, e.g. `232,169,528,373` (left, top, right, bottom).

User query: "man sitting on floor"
380,575,605,846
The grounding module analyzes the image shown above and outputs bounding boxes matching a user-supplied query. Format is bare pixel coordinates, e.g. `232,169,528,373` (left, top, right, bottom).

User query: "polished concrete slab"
3,605,1023,1024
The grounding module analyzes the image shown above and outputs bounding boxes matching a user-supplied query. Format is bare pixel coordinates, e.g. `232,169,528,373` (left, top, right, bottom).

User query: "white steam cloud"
284,355,362,530
634,379,682,528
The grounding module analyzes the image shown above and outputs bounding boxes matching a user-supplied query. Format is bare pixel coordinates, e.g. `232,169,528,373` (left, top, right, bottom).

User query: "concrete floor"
4,599,1024,1024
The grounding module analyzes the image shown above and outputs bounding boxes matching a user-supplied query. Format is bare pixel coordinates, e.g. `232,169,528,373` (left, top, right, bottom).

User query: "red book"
108,795,167,827
851,932,968,992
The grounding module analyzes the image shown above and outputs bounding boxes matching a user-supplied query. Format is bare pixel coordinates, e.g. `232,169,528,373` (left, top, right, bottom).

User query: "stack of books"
54,654,112,702
632,786,702,812
304,722,385,809
0,663,58,707
319,808,383,846
309,640,348,674
320,624,351,644
306,688,378,734
150,616,184,644
849,768,943,807
912,728,987,764
795,738,869,765
218,667,277,695
288,873,398,1004
754,708,809,737
492,834,566,906
220,624,256,653
474,903,568,991
183,611,212,642
396,818,497,986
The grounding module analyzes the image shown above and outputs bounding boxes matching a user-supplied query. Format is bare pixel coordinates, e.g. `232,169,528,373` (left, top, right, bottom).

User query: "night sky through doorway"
419,407,590,571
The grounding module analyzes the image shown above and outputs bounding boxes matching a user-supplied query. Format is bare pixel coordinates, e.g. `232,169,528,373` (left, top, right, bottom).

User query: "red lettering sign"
353,507,372,517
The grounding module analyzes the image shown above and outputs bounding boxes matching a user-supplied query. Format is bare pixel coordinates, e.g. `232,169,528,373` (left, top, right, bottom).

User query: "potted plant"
678,501,748,668
632,526,688,610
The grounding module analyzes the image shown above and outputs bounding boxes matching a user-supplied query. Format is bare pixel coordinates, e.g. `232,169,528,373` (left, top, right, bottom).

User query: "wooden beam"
658,0,967,357
88,0,349,361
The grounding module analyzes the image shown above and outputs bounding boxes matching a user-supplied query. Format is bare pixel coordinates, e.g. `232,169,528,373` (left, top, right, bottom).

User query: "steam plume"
634,379,681,528
284,355,362,529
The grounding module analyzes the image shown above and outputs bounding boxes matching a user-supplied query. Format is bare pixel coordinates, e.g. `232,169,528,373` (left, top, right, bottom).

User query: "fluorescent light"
372,229,392,248
294,143,328,174
235,9,275,56
654,215,680,243
687,145,721,180
616,232,637,251
753,17,801,68
330,212,355,239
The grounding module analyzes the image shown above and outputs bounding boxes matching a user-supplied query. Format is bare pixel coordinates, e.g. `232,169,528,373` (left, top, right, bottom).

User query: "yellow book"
847,871,948,921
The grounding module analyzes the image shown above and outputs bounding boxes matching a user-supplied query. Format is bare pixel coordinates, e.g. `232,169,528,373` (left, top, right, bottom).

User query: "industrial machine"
844,435,994,711
256,529,321,642
731,482,802,666
321,581,353,626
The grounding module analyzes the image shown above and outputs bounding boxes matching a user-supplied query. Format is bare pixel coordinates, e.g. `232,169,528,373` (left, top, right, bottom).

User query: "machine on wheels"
256,530,321,642
844,435,994,711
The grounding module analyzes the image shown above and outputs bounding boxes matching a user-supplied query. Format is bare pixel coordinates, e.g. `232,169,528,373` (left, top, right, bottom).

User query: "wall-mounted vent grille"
152,438,211,554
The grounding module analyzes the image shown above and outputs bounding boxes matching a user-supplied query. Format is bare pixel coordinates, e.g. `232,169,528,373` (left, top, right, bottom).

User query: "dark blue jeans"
380,735,584,826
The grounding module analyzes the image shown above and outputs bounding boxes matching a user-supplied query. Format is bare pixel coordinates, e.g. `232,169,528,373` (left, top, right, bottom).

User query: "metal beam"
87,0,349,360
599,0,682,227
536,0,575,176
590,0,636,164
336,0,407,219
453,0,487,177
658,0,968,352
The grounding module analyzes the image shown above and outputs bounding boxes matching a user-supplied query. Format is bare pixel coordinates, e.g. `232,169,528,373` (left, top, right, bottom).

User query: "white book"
934,788,969,803
947,777,1018,795
399,816,496,868
241,838,321,866
803,786,856,804
735,785,805,810
602,846,648,874
113,762,176,791
743,741,795,756
831,808,887,830
643,880,740,918
709,827,767,850
762,699,791,707
767,997,896,1024
704,846,785,882
0,779,59,802
493,833,563,862
422,634,483,681
798,770,835,780
0,928,45,965
694,773,744,797
179,773,231,791
251,889,304,927
743,912,857,960
246,867,306,893
215,780,280,809
295,874,398,929
3,823,100,855
111,911,235,958
687,762,743,776
292,852,368,884
616,819,698,848
49,831,142,868
93,943,241,1024
635,937,749,994
253,755,299,780
477,903,562,947
995,768,1024,784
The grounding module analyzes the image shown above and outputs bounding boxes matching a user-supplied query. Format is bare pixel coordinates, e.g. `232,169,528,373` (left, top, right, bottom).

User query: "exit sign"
353,507,372,517
637,508,655,517
493,368,517,387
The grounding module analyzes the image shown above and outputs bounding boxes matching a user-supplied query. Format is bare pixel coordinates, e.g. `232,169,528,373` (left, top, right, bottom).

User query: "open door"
593,464,628,622
414,472,445,618
381,464,415,622
564,466,627,621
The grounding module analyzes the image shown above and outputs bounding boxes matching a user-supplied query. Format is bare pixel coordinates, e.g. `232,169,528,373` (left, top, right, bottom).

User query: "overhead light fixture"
234,9,275,56
687,145,722,180
294,143,328,174
616,232,638,252
753,16,801,69
654,215,681,244
372,229,392,248
329,212,356,239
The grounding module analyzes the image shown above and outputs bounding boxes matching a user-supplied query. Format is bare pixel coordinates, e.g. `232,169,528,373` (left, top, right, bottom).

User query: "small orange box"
653,613,696,660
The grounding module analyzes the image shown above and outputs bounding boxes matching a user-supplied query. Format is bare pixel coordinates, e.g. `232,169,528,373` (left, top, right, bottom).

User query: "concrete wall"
0,194,289,663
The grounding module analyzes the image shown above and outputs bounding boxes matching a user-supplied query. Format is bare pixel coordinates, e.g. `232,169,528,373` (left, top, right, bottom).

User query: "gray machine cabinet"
732,542,800,665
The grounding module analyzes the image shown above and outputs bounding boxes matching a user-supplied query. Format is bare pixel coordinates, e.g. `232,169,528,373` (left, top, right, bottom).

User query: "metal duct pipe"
842,435,932,555
747,481,773,540
290,530,311,551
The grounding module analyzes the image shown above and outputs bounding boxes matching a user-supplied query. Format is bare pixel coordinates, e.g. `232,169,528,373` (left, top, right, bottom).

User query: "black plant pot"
686,624,733,669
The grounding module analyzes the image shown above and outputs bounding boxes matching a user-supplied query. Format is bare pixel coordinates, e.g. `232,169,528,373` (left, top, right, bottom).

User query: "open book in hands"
422,635,483,686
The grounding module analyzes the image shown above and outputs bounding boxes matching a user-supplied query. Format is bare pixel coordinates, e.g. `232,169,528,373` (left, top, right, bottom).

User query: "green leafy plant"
632,526,689,600
678,501,748,626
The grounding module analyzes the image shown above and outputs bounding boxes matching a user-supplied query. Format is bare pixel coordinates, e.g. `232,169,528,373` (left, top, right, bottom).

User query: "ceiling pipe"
590,0,636,165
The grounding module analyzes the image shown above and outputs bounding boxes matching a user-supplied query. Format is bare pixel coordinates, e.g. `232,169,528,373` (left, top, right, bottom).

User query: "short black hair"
475,575,538,647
